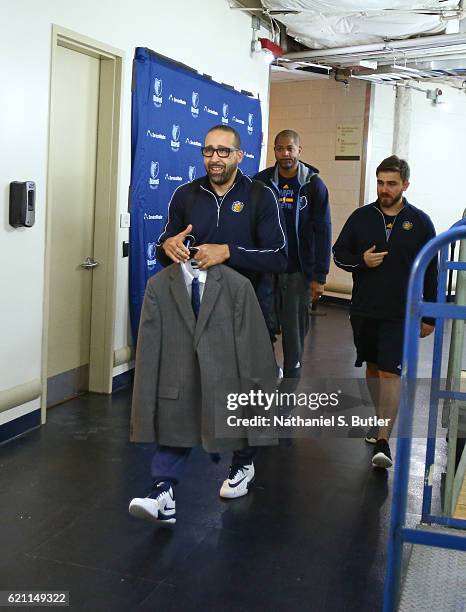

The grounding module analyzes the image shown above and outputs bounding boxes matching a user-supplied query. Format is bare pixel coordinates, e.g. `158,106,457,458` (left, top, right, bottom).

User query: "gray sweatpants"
275,272,310,373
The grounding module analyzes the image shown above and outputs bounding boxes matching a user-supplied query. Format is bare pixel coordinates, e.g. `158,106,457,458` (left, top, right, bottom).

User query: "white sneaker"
129,483,176,524
219,463,255,499
371,439,393,469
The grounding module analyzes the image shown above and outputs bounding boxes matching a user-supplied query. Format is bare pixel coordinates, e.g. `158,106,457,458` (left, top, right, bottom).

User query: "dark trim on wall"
0,370,135,446
0,409,41,446
112,369,134,393
320,295,351,308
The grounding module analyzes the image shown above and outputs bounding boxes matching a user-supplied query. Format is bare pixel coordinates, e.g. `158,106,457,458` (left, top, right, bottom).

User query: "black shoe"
283,366,302,379
365,425,378,444
372,439,393,469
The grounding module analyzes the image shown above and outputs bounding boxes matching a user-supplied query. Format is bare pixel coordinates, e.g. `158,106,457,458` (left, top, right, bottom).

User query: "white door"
47,44,100,406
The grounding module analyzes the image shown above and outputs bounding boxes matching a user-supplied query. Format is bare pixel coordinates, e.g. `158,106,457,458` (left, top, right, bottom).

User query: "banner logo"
144,213,163,220
185,138,202,147
191,91,200,118
169,94,187,106
222,103,229,124
149,161,160,190
204,105,219,116
165,173,183,182
146,242,157,270
153,78,163,108
248,113,254,135
146,129,166,140
188,165,197,182
171,124,181,152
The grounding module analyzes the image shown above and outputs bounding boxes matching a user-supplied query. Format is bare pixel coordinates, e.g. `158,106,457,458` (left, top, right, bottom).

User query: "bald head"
274,129,302,177
274,129,300,147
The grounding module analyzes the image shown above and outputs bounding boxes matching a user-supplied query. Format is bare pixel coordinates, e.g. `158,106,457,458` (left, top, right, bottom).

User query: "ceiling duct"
282,33,466,65
271,61,331,81
261,1,462,49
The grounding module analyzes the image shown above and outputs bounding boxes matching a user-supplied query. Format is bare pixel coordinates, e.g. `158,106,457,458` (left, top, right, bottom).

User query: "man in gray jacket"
129,263,278,524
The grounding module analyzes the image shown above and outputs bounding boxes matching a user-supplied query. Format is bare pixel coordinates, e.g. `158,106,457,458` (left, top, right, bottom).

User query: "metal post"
422,245,448,519
444,219,466,515
383,249,425,612
447,242,456,301
383,226,466,612
392,86,412,160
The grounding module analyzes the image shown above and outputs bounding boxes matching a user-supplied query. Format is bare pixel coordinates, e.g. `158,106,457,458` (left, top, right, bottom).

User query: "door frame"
41,25,124,423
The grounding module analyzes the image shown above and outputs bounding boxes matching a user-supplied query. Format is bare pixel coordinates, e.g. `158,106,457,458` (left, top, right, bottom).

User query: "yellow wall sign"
335,124,362,160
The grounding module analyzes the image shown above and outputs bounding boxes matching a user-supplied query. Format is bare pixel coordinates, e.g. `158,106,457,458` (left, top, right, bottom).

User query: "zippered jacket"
254,161,331,283
332,199,438,322
156,169,287,275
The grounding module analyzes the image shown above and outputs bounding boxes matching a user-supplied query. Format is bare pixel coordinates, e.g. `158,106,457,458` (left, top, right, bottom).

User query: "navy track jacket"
156,169,287,274
332,199,438,322
254,161,331,284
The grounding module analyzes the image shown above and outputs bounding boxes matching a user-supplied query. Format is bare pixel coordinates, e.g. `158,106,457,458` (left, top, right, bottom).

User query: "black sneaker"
365,425,378,444
372,439,393,469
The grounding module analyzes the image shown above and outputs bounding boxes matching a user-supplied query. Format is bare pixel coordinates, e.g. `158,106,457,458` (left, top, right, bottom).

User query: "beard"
378,189,403,208
207,162,237,186
278,158,297,170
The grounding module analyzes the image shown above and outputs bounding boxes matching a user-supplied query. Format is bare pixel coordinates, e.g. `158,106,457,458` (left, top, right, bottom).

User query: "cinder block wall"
267,78,369,295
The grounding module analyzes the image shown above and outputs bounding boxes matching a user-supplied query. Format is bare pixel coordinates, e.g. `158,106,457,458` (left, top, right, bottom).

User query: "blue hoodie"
254,161,331,283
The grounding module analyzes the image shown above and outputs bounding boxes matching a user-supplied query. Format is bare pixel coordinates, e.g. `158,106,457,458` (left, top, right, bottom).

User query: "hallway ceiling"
232,1,466,87
261,1,461,49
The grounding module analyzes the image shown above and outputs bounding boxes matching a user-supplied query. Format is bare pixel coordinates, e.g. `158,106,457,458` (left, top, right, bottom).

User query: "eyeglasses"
201,146,240,158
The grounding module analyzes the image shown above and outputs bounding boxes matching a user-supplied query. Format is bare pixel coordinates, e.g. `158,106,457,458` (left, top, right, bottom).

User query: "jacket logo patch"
299,195,308,211
232,201,244,213
402,221,413,231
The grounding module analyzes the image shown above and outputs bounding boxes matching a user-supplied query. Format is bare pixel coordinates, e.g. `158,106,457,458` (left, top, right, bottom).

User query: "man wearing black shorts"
332,155,437,468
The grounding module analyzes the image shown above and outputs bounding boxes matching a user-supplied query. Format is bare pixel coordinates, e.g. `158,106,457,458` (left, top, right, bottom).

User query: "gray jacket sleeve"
130,281,161,443
233,280,278,446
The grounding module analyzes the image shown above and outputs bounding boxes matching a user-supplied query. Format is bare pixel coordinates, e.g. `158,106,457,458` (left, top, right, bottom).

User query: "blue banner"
129,47,263,340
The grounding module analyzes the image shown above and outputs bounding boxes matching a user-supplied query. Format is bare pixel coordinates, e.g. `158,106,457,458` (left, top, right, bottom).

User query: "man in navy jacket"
255,129,331,379
132,125,287,520
157,125,287,277
157,125,287,325
333,155,437,469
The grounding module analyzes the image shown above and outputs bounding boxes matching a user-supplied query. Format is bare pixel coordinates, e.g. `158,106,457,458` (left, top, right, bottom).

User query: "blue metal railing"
383,223,466,612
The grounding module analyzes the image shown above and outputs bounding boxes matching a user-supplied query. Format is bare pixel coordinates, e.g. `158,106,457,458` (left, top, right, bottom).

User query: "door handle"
80,257,99,269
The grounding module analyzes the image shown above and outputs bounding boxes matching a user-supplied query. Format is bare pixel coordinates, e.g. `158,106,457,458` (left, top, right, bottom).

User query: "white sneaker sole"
372,452,393,469
365,428,378,444
219,476,255,499
129,499,176,524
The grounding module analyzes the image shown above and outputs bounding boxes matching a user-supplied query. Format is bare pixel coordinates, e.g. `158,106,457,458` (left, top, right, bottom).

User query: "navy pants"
151,445,257,486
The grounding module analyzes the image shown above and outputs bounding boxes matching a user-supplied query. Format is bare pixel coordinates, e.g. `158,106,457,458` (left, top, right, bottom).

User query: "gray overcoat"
130,263,278,452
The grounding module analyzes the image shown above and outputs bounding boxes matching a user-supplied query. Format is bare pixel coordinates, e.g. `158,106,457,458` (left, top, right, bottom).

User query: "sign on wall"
335,124,362,160
129,47,263,339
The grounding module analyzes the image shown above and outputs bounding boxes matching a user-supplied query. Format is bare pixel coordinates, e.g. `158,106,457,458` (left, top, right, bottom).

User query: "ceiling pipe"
283,33,466,61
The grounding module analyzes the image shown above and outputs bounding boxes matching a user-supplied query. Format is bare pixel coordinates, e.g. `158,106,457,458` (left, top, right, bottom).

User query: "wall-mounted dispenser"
9,181,35,228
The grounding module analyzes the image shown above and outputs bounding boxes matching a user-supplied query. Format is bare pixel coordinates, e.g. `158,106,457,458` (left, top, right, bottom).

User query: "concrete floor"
0,303,448,611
